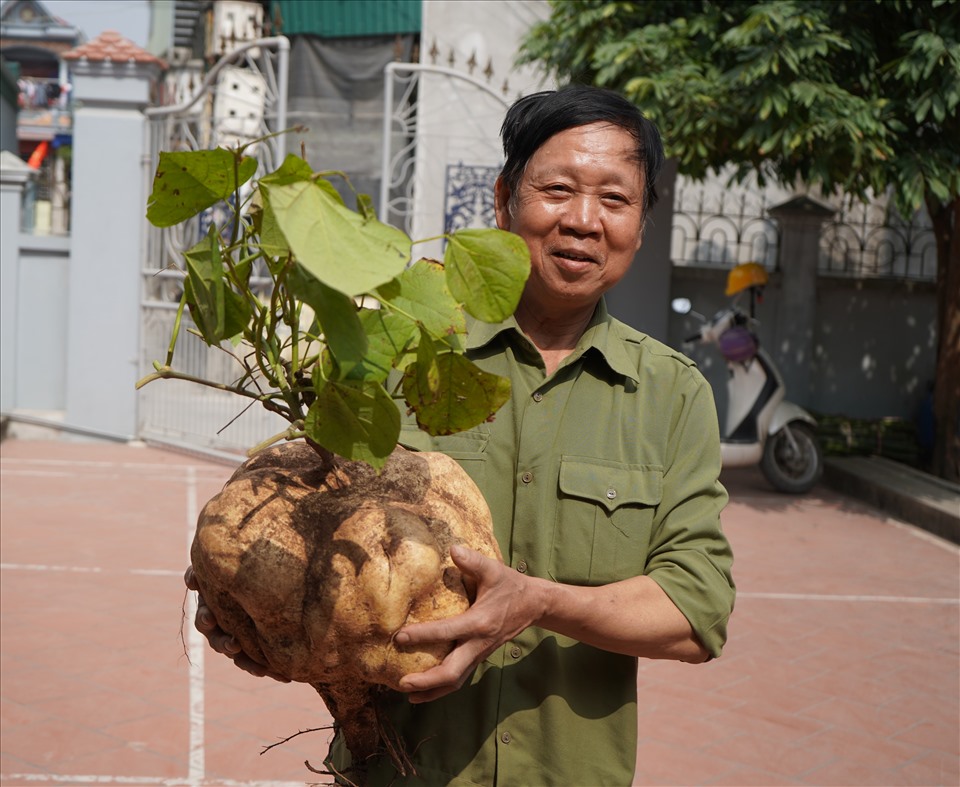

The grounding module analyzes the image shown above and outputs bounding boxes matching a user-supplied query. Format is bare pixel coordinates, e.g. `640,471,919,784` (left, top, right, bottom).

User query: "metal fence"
138,36,290,454
819,197,937,280
671,181,937,282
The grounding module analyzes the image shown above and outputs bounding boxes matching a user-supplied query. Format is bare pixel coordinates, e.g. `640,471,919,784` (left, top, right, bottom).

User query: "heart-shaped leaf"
444,228,530,323
305,379,400,468
147,149,258,227
376,259,466,340
262,180,410,297
343,307,419,382
403,352,512,435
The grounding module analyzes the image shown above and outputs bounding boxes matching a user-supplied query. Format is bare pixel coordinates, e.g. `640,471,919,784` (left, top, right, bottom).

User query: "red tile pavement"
1,439,957,787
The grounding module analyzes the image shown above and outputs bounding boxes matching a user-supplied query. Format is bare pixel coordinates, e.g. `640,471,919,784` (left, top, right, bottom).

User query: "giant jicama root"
188,440,500,781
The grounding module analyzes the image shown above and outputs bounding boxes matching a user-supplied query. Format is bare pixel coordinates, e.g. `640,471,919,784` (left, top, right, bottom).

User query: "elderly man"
192,84,735,786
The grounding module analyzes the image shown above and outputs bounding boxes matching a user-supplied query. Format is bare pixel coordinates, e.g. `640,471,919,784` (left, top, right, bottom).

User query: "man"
190,84,735,785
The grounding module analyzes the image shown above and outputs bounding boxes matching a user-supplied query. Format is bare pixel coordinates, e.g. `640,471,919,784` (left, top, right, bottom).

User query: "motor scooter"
672,262,823,494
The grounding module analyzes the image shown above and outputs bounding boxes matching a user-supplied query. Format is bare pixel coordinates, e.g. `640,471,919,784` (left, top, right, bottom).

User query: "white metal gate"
379,62,511,247
138,37,290,458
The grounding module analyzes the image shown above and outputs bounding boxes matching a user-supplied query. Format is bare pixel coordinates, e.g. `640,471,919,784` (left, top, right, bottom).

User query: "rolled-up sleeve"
645,365,735,658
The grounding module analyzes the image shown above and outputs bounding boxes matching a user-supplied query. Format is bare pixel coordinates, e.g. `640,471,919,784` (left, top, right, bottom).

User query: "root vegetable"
188,440,500,780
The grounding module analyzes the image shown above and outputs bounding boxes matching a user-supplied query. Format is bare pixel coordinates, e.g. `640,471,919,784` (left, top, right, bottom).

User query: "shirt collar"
466,298,641,384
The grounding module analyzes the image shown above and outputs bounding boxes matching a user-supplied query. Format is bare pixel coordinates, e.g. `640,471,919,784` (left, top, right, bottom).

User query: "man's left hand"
394,544,546,703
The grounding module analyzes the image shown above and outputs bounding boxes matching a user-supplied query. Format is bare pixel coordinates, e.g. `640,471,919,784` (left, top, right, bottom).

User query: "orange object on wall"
27,141,50,169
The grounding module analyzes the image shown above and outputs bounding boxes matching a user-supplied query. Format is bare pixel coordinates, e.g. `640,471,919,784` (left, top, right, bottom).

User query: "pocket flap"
559,457,662,513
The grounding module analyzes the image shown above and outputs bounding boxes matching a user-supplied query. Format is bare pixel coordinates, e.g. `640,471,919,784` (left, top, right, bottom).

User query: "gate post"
61,32,165,438
0,152,35,412
768,195,835,407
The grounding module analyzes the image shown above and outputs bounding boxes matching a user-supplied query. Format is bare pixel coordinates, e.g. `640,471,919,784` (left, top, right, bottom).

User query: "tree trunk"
927,195,960,482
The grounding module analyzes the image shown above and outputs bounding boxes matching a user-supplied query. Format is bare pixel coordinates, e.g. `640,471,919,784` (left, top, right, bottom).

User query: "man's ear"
494,176,511,230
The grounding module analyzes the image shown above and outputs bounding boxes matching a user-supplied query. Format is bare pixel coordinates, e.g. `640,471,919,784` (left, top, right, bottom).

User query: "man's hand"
183,566,290,682
394,545,547,703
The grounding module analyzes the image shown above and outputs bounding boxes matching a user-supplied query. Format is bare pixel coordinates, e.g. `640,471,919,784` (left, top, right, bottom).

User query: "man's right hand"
184,566,290,682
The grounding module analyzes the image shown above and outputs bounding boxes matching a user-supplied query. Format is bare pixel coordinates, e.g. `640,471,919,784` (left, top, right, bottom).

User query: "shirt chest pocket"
551,458,662,586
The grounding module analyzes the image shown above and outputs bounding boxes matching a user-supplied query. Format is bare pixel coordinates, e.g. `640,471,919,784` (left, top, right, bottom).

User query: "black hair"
499,84,665,215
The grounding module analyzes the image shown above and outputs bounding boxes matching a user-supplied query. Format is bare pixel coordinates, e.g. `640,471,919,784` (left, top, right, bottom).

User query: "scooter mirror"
671,297,692,315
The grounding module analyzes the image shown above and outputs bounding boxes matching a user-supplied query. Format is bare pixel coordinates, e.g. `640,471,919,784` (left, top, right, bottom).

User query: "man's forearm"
532,574,710,663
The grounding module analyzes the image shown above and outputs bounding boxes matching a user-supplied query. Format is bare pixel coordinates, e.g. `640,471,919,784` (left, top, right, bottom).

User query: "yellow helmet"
725,262,769,296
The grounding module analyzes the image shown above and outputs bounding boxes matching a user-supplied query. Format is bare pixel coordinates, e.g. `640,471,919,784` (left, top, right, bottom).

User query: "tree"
519,0,960,481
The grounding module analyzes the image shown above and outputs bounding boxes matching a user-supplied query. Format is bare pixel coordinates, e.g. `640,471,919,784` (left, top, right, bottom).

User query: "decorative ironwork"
819,197,936,280
671,182,779,270
379,63,420,235
444,163,500,234
670,181,936,282
380,62,510,238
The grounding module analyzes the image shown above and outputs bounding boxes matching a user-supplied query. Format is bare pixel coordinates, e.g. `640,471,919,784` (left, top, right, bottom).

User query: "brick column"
767,195,835,407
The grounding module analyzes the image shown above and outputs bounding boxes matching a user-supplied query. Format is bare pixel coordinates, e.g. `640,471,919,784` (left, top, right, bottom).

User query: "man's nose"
560,195,602,235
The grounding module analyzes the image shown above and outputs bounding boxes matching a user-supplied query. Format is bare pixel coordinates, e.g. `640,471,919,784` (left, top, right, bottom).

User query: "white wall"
411,0,553,258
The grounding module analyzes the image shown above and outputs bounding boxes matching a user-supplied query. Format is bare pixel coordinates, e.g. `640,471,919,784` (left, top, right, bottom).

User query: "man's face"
495,122,646,314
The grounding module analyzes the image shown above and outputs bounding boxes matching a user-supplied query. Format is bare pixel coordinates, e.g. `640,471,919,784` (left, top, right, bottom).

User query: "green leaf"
377,259,466,340
258,154,314,186
444,229,531,323
286,266,367,377
402,352,512,436
304,379,400,468
147,149,258,228
346,307,419,382
182,227,252,344
262,180,411,297
248,189,290,260
413,327,441,400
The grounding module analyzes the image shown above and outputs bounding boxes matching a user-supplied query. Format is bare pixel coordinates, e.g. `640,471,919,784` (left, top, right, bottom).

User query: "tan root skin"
188,441,500,766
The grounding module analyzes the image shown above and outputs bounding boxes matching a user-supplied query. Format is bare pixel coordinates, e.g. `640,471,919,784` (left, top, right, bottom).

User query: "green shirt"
332,299,735,786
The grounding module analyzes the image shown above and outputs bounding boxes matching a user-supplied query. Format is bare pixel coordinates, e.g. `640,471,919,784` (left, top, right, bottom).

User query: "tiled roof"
62,29,167,67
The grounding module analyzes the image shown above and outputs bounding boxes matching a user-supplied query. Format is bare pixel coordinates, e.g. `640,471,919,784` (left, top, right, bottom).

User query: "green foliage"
139,148,530,469
520,0,960,217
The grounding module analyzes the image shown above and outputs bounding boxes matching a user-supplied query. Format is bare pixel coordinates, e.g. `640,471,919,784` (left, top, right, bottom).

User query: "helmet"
725,262,768,296
718,325,759,362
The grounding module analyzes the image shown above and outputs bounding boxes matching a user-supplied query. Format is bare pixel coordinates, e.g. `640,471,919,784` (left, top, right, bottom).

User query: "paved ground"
1,438,957,787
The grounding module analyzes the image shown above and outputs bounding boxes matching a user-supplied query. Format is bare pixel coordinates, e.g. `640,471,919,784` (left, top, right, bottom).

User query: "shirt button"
516,560,528,573
606,487,617,500
532,391,543,402
510,645,522,659
521,471,533,484
501,732,512,744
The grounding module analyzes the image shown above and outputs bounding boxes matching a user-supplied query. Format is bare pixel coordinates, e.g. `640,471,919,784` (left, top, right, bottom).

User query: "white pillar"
0,152,34,412
64,54,162,437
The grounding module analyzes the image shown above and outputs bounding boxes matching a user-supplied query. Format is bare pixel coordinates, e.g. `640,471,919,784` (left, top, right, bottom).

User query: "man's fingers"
184,566,198,591
195,603,217,634
234,652,291,683
450,544,486,574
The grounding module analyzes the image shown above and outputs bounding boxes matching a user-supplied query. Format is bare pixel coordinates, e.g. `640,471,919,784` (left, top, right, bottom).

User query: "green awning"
271,0,421,38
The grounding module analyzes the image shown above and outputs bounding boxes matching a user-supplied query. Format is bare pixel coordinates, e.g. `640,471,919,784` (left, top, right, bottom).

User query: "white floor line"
0,457,231,473
186,465,205,785
738,591,959,604
0,776,306,786
0,563,183,576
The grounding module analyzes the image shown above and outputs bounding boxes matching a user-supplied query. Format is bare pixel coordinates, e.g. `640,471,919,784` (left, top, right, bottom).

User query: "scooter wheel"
761,421,823,494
